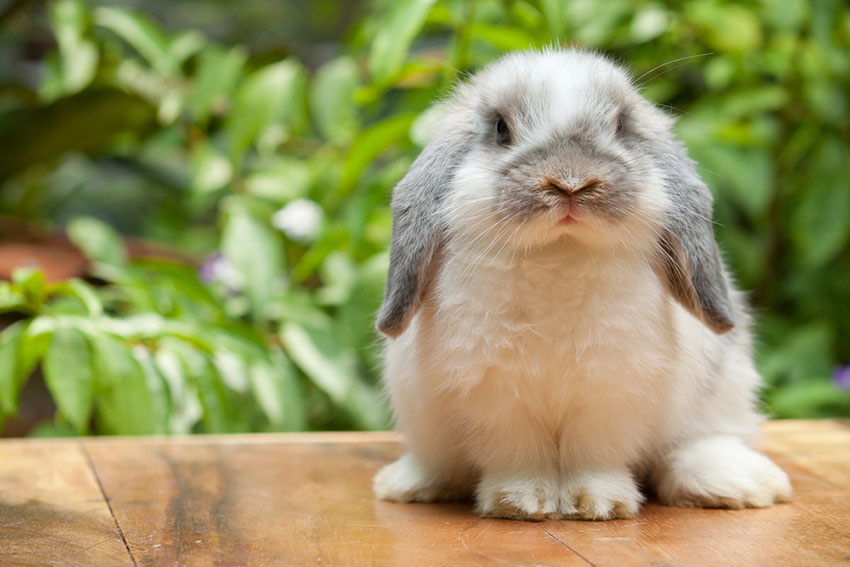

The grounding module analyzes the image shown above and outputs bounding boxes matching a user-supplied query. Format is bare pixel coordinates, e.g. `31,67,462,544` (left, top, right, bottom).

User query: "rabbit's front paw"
475,473,560,521
653,436,792,509
559,469,643,520
374,453,466,502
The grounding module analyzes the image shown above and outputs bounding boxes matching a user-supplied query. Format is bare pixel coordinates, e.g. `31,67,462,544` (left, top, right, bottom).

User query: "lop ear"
376,132,469,338
655,140,735,334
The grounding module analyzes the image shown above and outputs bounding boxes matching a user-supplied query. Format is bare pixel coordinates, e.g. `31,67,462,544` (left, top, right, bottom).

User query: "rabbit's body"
374,49,790,520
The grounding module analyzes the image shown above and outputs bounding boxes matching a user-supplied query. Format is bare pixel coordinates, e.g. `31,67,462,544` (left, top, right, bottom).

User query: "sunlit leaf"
467,24,535,51
538,0,569,36
190,46,247,124
311,56,362,145
244,156,312,203
67,216,127,265
790,137,850,268
43,328,95,433
154,344,203,434
368,0,438,84
47,0,98,97
221,197,285,321
249,352,306,431
334,113,417,207
91,333,164,435
227,59,307,161
281,319,356,404
0,323,24,415
94,7,175,75
191,142,232,194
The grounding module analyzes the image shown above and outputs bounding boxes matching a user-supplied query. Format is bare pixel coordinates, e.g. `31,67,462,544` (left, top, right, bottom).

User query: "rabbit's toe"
476,474,560,521
653,436,792,509
559,469,643,520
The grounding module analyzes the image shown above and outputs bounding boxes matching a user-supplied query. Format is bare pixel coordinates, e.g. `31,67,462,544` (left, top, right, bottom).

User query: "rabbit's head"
377,49,734,338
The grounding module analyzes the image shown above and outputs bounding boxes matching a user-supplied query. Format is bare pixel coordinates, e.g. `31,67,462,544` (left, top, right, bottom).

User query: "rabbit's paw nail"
476,475,560,521
654,436,792,509
374,454,461,502
559,470,642,520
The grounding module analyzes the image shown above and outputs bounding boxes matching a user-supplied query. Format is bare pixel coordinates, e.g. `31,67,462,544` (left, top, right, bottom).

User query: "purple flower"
199,253,244,292
833,366,850,390
199,252,223,283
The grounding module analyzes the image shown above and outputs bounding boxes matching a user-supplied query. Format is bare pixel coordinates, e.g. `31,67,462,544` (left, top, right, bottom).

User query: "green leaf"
334,113,417,207
0,87,156,180
368,0,438,84
94,7,175,75
167,340,232,433
191,142,233,194
227,59,307,161
91,333,163,435
686,3,763,53
221,198,284,321
67,216,127,265
281,319,357,405
467,24,535,51
132,344,172,433
249,353,306,431
538,0,569,36
43,328,95,433
154,344,203,434
12,268,46,307
244,156,312,203
281,317,388,430
0,323,24,415
311,56,362,145
767,380,850,418
47,0,98,98
189,46,247,124
0,281,29,314
63,279,103,317
790,137,850,268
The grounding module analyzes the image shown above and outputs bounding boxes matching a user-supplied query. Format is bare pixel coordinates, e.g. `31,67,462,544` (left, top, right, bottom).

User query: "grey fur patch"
651,138,735,334
495,135,640,223
376,132,471,337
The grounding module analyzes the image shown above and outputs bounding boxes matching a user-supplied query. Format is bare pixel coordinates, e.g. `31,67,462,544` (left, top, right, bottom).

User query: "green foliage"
0,0,848,434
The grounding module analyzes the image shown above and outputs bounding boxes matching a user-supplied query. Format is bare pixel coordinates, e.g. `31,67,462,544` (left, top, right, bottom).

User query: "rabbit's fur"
373,49,790,520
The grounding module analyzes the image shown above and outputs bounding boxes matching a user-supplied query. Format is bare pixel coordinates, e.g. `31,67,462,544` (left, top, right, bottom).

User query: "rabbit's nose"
540,177,603,195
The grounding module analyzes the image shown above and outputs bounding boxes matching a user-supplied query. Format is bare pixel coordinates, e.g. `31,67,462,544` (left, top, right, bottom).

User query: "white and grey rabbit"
373,48,791,520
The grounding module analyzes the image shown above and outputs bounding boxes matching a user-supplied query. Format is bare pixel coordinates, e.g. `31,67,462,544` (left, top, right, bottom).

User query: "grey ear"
376,133,469,338
655,140,735,334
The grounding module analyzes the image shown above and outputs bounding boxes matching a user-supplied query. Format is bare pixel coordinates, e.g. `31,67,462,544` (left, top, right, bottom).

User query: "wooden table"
1,420,848,566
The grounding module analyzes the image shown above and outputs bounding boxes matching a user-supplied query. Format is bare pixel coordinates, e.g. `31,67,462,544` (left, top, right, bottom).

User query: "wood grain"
84,440,586,566
0,442,132,566
2,421,849,566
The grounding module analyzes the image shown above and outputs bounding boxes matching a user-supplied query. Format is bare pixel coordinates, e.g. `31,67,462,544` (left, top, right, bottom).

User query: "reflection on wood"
1,420,848,566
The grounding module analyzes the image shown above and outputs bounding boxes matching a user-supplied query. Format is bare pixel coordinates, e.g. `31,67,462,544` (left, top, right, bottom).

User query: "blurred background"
0,0,848,437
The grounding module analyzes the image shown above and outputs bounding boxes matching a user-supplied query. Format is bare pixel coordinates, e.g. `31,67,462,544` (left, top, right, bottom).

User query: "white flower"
271,198,324,242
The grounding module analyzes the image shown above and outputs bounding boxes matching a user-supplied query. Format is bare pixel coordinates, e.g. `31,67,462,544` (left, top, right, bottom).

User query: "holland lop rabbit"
373,49,791,520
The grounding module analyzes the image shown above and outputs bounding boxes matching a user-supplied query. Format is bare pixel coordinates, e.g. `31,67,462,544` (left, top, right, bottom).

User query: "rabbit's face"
444,51,672,250
378,49,734,338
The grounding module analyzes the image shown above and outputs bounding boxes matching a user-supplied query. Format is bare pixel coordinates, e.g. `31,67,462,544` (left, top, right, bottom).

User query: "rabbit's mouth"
557,197,585,225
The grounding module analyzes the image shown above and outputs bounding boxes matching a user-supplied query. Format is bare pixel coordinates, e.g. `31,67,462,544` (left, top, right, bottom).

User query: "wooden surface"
1,421,848,567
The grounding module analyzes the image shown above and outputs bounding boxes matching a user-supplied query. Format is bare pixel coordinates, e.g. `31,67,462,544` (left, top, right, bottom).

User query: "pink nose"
541,177,603,195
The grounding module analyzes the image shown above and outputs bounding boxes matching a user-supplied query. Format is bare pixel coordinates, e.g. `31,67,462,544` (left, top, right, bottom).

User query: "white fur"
374,50,790,520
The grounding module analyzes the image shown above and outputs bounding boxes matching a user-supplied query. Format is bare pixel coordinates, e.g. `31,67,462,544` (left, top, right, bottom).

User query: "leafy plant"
0,0,848,434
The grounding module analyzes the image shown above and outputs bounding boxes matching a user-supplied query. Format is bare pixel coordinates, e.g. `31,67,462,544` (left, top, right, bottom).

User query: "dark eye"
495,117,511,146
615,113,626,136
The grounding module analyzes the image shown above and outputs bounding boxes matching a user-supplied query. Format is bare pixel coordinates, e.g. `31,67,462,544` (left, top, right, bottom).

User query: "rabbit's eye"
495,117,511,146
615,113,626,136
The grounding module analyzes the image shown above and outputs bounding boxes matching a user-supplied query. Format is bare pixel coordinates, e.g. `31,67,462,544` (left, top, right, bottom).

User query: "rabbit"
372,48,791,521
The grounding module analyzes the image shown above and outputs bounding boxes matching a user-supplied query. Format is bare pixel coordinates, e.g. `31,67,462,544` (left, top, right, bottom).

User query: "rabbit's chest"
432,249,674,390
